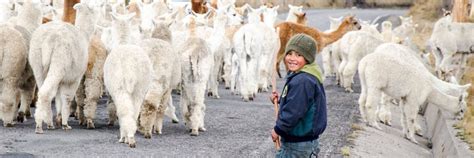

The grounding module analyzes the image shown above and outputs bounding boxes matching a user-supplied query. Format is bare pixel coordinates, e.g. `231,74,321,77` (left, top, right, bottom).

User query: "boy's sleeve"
274,76,315,136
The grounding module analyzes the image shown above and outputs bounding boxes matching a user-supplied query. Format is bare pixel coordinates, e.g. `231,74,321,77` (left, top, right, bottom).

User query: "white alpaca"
428,15,474,80
0,24,28,127
138,37,175,138
30,1,99,133
207,7,231,99
358,43,470,144
285,4,303,23
257,6,280,92
232,6,264,101
151,19,180,123
341,32,384,92
180,16,213,136
0,1,14,23
322,16,343,77
104,45,152,148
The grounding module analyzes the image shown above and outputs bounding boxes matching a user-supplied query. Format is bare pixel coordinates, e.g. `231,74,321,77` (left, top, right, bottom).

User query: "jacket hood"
300,62,323,83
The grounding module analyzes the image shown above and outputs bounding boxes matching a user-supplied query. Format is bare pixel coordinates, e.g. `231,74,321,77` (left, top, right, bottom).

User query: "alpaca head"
382,21,392,31
288,4,303,14
341,15,361,31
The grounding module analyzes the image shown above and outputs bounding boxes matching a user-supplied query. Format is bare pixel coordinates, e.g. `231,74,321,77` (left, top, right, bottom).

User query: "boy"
271,33,327,157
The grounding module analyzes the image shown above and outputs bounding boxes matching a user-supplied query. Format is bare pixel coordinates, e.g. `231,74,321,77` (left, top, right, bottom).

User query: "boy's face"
285,51,307,72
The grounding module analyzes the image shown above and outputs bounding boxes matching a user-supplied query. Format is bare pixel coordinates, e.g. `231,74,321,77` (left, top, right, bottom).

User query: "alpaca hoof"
207,92,213,97
172,119,179,124
225,87,230,89
86,120,95,129
69,113,75,118
257,88,262,93
119,137,125,143
249,97,254,101
345,88,353,93
47,124,55,130
129,143,136,148
35,126,43,134
190,130,199,136
144,133,152,139
17,112,25,123
62,125,72,130
199,127,206,132
55,116,62,127
25,110,31,118
107,121,115,126
4,123,14,127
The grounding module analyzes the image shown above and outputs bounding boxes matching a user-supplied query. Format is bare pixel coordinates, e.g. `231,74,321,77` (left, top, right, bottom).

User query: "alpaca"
74,35,107,129
275,16,361,77
30,1,100,133
321,16,344,77
3,0,43,124
104,45,152,148
138,37,174,138
151,19,180,123
0,24,29,127
180,16,213,136
232,6,265,101
358,43,470,144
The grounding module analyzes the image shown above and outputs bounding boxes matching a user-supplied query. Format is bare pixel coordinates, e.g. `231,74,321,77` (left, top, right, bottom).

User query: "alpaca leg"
155,90,172,135
34,76,61,134
378,93,393,126
75,78,86,125
165,95,179,123
188,102,200,136
84,78,102,129
198,103,206,132
18,76,36,123
59,82,79,130
321,48,332,78
403,101,419,144
337,60,347,87
139,93,158,138
114,93,137,148
342,61,357,93
399,100,409,139
365,88,382,130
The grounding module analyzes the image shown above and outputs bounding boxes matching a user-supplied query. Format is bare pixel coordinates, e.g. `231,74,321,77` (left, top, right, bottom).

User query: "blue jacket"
274,63,327,142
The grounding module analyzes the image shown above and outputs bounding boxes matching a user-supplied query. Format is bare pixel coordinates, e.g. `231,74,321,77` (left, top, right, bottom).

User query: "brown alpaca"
275,16,361,77
191,0,208,14
62,0,80,24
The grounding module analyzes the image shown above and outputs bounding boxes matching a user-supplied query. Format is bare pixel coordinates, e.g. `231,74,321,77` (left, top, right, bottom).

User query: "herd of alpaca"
0,0,471,148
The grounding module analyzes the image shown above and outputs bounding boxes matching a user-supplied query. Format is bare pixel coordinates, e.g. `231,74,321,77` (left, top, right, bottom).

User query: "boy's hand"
271,129,279,142
270,91,279,104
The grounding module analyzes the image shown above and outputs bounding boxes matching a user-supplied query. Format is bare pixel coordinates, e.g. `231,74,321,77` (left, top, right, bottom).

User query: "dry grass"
341,146,351,157
461,57,474,150
351,123,364,131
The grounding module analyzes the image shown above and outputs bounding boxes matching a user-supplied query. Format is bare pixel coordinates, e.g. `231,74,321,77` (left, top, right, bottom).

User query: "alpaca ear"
73,3,83,11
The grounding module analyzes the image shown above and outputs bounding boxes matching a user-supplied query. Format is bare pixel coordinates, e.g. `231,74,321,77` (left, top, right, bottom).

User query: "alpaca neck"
320,21,350,46
63,0,80,24
427,86,461,113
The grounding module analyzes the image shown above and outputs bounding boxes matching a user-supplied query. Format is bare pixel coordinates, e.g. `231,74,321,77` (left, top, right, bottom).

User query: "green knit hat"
285,33,317,64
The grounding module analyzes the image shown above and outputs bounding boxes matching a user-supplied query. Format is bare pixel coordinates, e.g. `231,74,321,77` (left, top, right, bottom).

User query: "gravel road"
0,8,407,158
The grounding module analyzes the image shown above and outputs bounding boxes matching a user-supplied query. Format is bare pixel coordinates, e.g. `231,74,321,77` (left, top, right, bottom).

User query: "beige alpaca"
74,35,108,129
274,16,361,77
